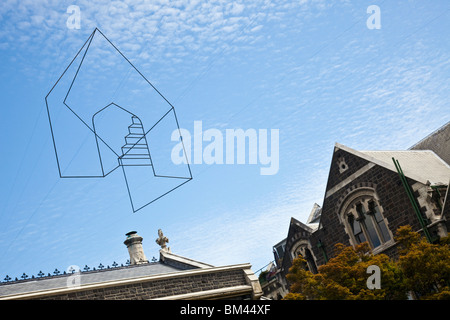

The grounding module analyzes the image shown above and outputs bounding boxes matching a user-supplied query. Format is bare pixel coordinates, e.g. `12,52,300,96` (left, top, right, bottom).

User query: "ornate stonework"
156,229,170,252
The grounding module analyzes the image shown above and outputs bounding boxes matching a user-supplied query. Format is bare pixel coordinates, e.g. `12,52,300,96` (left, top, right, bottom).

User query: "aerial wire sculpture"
45,28,192,213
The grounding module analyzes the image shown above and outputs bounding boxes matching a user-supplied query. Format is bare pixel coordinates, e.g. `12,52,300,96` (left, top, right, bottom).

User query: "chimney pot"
124,231,148,265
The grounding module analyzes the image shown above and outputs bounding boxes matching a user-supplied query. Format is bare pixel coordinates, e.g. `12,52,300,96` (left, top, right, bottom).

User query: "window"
292,242,318,274
273,240,286,268
344,194,392,250
348,214,366,244
304,248,318,274
369,200,391,242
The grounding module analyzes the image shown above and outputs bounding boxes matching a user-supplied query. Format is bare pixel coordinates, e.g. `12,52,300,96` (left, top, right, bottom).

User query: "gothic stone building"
266,121,450,298
0,231,263,300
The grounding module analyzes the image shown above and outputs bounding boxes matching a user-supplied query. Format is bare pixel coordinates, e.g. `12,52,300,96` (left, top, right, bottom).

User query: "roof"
409,120,450,150
159,249,214,269
336,143,450,186
290,217,315,233
306,203,322,225
273,238,286,249
0,262,181,298
0,249,263,300
0,248,218,299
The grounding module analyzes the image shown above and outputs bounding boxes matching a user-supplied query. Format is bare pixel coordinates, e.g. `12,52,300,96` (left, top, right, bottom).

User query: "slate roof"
336,143,450,186
306,203,322,225
0,262,182,298
361,150,450,185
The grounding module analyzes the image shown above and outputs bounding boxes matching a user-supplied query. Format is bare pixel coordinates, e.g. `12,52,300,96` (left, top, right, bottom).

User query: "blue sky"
0,0,449,280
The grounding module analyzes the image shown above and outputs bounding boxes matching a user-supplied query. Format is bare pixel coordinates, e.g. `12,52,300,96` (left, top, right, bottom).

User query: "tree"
284,225,450,300
396,225,450,300
284,242,406,300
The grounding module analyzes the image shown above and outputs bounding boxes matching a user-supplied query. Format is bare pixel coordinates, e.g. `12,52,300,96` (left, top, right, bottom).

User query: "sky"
0,0,449,281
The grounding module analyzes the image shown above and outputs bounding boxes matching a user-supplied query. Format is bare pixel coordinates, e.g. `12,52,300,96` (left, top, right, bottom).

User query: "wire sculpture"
45,28,192,212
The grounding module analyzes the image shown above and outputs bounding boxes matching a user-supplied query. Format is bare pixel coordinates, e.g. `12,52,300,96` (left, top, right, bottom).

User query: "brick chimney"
124,231,148,265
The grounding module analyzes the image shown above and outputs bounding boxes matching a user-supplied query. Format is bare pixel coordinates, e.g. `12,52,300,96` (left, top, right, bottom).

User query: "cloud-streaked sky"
0,0,449,280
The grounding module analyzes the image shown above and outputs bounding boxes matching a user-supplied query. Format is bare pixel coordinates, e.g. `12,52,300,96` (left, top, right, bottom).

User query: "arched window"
341,190,392,250
348,213,366,244
292,241,318,274
303,248,318,274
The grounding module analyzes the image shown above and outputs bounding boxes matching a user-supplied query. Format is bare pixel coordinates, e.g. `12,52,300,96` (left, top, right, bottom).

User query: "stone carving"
337,156,349,173
156,229,170,252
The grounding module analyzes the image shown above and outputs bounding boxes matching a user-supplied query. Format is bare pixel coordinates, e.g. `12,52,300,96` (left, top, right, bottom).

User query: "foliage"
283,225,450,300
284,242,405,300
395,225,450,300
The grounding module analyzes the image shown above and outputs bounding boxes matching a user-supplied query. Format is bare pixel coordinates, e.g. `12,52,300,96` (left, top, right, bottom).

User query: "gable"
337,143,450,186
325,144,450,198
323,144,372,199
281,218,314,270
315,143,450,235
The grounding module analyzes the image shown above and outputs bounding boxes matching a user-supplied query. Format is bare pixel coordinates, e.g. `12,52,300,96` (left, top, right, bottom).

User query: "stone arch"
336,184,394,250
290,239,318,274
336,182,378,222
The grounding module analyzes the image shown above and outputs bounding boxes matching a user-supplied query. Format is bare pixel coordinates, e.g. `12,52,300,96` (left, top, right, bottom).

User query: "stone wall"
309,148,427,267
37,269,248,300
410,121,450,165
280,219,313,281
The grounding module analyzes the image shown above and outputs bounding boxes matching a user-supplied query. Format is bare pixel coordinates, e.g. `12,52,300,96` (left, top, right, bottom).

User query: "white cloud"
0,0,308,76
229,2,245,15
2,0,448,275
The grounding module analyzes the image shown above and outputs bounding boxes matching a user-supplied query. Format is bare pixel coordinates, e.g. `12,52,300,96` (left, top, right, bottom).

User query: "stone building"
0,230,262,300
263,121,450,299
410,121,450,165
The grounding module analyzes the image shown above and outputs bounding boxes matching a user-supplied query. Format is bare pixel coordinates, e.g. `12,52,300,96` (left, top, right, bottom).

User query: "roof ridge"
1,260,161,286
409,120,450,150
360,150,434,152
335,142,450,185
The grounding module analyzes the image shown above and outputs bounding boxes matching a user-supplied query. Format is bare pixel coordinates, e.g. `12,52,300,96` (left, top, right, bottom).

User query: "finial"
156,229,170,252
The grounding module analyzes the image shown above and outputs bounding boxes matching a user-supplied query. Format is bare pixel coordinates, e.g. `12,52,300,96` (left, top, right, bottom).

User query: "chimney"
124,231,148,265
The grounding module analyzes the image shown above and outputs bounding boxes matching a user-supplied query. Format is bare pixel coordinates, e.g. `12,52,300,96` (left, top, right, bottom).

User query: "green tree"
284,225,450,300
396,225,450,300
284,242,406,300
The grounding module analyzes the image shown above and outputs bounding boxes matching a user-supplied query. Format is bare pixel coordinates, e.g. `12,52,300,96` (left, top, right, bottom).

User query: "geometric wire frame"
45,28,192,212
